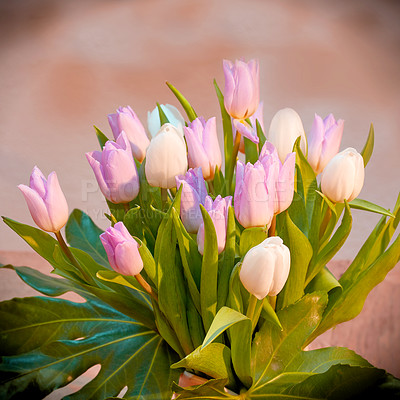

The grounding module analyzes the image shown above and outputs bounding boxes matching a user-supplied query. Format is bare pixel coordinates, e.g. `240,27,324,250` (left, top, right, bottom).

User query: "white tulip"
268,108,307,163
145,123,188,189
321,147,364,203
240,236,290,299
147,104,185,139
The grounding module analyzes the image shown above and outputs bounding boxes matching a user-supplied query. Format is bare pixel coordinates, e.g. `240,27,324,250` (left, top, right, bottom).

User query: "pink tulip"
197,195,232,255
307,113,344,175
18,166,69,233
176,168,208,234
184,117,222,180
260,142,296,214
223,59,260,120
108,106,150,163
234,160,276,228
86,132,139,204
100,222,143,276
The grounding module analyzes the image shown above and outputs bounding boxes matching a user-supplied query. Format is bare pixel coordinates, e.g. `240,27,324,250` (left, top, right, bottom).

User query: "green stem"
207,179,215,195
123,203,130,213
135,273,158,302
161,188,169,210
55,231,92,282
226,130,241,195
319,206,332,239
246,294,258,322
268,215,277,237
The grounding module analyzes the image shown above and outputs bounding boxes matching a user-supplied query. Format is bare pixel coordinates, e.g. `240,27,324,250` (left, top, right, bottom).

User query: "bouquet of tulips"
1,59,400,400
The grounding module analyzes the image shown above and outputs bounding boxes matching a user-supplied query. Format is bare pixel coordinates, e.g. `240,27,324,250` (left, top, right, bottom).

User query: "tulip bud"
100,222,143,276
223,59,260,120
108,106,150,163
197,195,232,255
268,108,307,163
240,236,290,299
321,147,364,203
86,132,140,204
184,117,222,180
145,123,188,189
307,113,344,175
176,168,208,233
18,166,69,233
234,160,276,228
260,142,296,214
147,104,185,138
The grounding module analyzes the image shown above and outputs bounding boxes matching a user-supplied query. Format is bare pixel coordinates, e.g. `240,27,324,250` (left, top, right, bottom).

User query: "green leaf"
256,119,266,151
244,137,258,164
173,378,230,399
361,123,374,167
199,204,219,332
96,270,149,295
276,211,313,310
157,102,170,125
349,198,395,218
214,80,233,179
0,296,178,400
260,300,283,331
252,292,328,386
305,266,342,298
226,263,244,314
137,239,157,287
239,227,268,257
166,81,197,122
171,343,235,385
286,191,309,236
65,209,109,268
94,125,110,148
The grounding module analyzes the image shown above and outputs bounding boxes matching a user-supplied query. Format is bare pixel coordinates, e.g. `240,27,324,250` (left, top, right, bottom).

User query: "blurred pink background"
0,0,399,393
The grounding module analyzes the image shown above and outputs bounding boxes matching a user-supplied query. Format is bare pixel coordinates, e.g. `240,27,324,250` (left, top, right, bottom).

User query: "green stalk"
246,294,258,322
226,130,241,194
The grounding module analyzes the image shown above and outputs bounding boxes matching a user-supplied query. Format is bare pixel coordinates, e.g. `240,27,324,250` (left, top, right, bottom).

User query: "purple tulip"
100,222,143,276
197,195,232,255
260,142,296,214
184,117,222,180
86,132,139,204
234,159,276,229
108,106,150,163
307,113,344,175
176,168,208,234
18,166,69,233
223,59,260,120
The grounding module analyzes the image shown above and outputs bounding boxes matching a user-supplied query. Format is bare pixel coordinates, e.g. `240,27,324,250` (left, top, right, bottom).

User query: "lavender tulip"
86,132,139,204
176,168,208,234
223,59,260,120
108,106,150,163
240,237,290,299
234,160,276,228
100,222,143,276
18,166,69,233
321,147,364,203
147,104,185,138
307,113,344,175
197,195,232,255
184,117,222,180
260,142,296,214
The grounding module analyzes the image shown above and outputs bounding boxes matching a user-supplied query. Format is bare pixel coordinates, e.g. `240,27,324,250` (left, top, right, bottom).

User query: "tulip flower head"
260,142,296,214
223,59,260,120
18,166,69,233
234,159,276,229
176,168,208,234
100,222,143,276
240,236,290,299
184,117,222,180
108,106,150,163
268,108,307,163
197,195,232,255
86,132,140,204
147,104,185,139
145,123,188,189
321,147,364,203
307,113,344,175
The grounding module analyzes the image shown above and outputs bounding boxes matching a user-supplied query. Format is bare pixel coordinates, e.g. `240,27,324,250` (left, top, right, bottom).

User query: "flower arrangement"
1,59,400,399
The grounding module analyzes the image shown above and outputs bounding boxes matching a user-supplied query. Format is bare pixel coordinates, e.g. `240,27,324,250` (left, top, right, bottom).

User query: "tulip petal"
45,172,69,232
233,119,259,144
184,126,211,179
114,241,143,276
86,152,111,200
202,117,222,176
29,166,47,198
100,233,117,270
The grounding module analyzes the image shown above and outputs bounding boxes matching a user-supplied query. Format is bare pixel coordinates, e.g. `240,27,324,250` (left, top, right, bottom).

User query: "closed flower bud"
321,147,364,203
240,236,290,299
86,132,140,204
147,104,185,138
223,59,260,120
176,168,208,234
197,195,232,255
184,117,222,180
307,113,344,175
268,108,307,163
108,106,150,163
18,166,69,232
145,123,188,188
100,222,143,276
